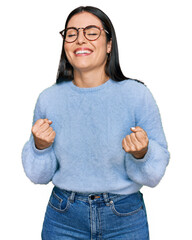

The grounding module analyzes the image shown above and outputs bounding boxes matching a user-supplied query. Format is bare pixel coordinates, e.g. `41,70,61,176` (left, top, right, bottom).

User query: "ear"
107,39,112,54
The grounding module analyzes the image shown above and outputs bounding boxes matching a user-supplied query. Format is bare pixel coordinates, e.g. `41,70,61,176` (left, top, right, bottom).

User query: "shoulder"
115,78,145,88
38,81,70,102
114,79,157,107
114,78,149,96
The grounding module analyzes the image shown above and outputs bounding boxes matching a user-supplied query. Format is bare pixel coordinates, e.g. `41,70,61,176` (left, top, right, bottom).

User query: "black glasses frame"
59,25,109,43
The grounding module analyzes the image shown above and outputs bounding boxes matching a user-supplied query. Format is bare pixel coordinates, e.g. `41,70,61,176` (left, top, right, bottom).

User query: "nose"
76,29,87,44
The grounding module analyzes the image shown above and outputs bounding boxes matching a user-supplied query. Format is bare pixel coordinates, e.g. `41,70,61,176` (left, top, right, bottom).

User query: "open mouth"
74,48,93,56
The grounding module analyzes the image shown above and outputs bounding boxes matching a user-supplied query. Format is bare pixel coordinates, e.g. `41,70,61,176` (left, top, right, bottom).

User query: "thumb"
130,126,143,133
44,119,52,125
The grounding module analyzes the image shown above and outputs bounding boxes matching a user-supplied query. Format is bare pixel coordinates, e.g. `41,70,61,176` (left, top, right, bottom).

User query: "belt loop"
103,193,110,206
69,192,75,203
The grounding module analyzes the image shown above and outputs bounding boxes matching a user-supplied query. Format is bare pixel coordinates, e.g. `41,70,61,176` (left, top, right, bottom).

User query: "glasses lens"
65,28,78,42
85,27,101,41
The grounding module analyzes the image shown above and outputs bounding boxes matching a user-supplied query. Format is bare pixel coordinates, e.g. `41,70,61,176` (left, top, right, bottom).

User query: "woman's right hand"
31,119,56,150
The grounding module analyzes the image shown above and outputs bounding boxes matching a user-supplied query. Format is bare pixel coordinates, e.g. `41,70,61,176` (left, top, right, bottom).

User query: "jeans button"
90,195,95,200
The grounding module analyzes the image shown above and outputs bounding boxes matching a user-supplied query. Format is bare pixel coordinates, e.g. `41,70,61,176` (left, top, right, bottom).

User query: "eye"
87,33,98,36
67,34,77,38
85,27,100,37
66,29,77,37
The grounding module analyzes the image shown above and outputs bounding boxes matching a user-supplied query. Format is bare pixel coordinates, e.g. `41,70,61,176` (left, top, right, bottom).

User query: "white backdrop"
1,0,191,239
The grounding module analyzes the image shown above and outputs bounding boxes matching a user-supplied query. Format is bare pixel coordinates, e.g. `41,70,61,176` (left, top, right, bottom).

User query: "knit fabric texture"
22,79,170,194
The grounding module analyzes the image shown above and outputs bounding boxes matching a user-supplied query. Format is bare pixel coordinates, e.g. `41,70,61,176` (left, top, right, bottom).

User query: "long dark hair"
56,6,143,85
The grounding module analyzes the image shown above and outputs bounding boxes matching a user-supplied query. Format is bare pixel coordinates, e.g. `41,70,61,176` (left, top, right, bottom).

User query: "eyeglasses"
59,25,109,43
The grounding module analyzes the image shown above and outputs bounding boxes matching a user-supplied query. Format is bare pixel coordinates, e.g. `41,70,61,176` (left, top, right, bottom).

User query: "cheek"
93,41,108,59
64,44,72,56
64,46,74,64
96,47,108,62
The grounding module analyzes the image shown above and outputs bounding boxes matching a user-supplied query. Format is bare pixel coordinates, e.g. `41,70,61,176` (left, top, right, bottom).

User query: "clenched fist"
32,119,56,150
122,126,149,159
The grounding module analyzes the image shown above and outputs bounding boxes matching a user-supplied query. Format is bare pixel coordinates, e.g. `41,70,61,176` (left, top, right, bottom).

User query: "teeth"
75,50,92,54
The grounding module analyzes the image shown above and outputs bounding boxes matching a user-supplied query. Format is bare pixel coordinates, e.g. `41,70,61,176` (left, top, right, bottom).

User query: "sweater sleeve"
125,86,170,188
22,93,58,184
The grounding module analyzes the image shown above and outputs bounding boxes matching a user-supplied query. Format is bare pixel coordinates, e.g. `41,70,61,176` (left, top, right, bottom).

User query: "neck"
73,69,109,88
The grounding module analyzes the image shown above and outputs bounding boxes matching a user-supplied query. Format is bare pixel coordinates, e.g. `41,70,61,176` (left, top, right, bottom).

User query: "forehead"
67,12,103,28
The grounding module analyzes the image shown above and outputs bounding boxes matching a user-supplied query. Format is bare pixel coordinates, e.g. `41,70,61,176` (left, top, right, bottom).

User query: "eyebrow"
66,24,103,29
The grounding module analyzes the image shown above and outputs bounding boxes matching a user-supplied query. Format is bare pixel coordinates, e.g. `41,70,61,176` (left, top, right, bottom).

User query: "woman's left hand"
122,126,149,159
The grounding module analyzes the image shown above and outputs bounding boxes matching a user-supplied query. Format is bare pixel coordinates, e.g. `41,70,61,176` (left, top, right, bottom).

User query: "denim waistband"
53,186,141,206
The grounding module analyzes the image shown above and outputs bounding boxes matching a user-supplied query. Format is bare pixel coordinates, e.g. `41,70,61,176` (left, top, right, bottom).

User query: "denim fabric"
42,187,149,240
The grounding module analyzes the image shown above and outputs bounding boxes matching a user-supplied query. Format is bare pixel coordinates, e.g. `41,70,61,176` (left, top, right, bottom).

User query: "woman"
22,6,170,240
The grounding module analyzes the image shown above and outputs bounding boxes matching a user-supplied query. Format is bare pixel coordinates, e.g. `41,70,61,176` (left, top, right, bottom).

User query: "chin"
73,63,93,71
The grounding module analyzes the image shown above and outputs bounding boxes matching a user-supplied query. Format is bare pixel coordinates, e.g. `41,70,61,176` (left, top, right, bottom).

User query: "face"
64,12,112,73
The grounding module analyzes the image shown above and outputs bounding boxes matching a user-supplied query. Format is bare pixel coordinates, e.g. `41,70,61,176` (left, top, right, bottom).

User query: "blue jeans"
42,186,149,239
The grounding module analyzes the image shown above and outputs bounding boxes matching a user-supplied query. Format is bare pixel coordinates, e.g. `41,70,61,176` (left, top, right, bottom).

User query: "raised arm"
123,86,170,188
22,94,58,184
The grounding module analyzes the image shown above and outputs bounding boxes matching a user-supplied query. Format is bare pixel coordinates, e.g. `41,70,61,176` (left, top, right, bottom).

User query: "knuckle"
35,132,40,137
124,146,129,152
37,119,44,124
44,123,49,128
143,129,147,134
130,146,136,152
40,135,46,141
136,132,142,138
137,146,142,151
125,135,129,140
142,141,147,147
144,143,148,149
31,127,35,134
142,140,148,148
135,145,140,151
31,124,37,132
50,135,54,140
122,143,128,153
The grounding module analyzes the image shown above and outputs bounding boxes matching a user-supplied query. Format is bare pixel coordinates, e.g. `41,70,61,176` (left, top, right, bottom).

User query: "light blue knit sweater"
22,79,170,194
